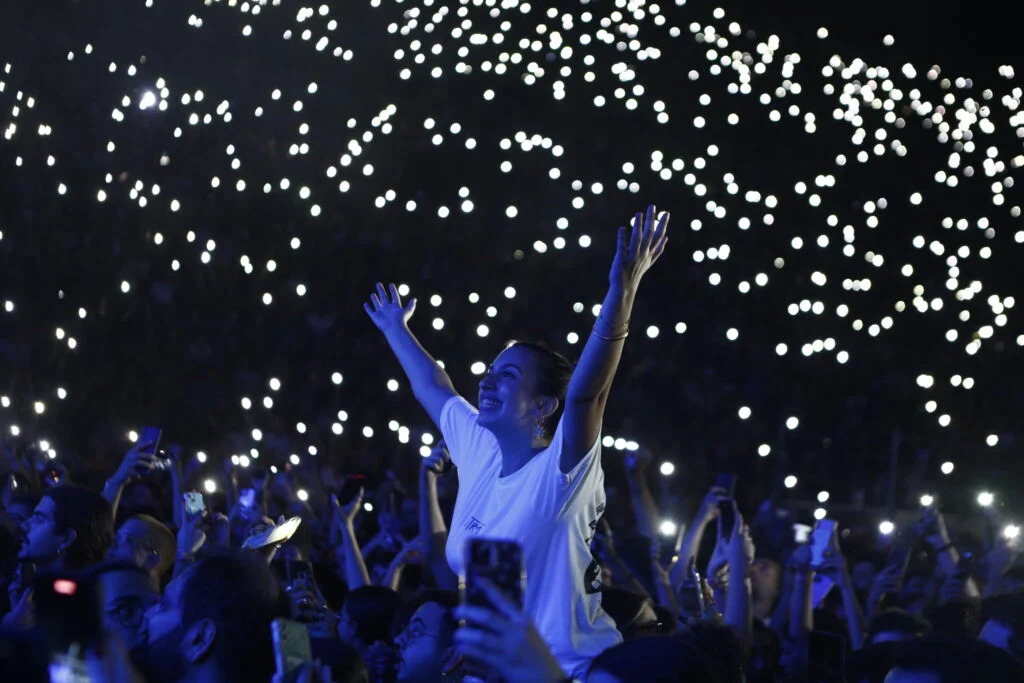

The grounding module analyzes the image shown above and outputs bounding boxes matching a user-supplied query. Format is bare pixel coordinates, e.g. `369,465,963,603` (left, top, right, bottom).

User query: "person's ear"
57,528,77,555
144,550,161,571
183,618,217,664
535,396,559,422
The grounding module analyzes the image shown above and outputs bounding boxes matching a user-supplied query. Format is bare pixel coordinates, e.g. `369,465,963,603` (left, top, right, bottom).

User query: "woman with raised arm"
364,204,670,678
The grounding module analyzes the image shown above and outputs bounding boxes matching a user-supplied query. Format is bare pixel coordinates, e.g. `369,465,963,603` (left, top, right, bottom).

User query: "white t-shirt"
440,396,623,677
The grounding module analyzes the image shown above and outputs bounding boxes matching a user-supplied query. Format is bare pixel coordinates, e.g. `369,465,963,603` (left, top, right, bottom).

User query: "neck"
183,665,226,683
29,556,64,575
493,430,550,477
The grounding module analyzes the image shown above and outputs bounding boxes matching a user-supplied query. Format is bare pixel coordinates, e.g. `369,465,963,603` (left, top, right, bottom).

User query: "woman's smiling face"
476,345,543,436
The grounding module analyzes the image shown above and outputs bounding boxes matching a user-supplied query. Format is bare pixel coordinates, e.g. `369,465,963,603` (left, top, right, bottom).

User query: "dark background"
0,0,1021,515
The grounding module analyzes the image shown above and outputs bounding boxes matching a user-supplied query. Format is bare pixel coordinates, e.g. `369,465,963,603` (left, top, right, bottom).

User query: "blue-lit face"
477,345,543,438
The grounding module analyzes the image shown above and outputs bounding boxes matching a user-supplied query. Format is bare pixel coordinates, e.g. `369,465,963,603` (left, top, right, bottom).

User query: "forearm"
383,325,456,409
790,574,814,640
420,473,448,537
626,471,661,540
566,286,635,402
170,472,184,528
340,522,372,589
933,544,980,597
653,576,682,617
383,562,405,590
102,477,126,518
770,576,794,634
840,581,866,650
725,568,753,643
609,556,648,596
670,519,709,587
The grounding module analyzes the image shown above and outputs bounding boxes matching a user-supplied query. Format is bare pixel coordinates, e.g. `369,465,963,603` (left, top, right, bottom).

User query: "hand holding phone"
272,619,312,677
810,520,838,569
183,492,206,517
463,539,525,613
717,499,737,542
715,473,738,498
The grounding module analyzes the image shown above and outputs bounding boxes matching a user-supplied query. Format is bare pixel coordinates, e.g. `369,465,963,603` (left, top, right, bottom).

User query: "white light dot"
784,475,798,489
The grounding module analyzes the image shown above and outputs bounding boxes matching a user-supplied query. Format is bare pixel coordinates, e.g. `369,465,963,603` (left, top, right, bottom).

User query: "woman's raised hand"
364,283,416,333
610,204,670,291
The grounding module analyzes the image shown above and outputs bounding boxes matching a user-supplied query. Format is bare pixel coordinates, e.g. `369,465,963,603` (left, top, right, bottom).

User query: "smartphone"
33,573,101,683
808,630,846,683
715,473,737,498
463,538,525,612
793,523,813,544
810,520,837,569
717,499,737,541
955,551,975,580
138,426,162,455
239,488,259,509
271,619,312,677
183,492,206,517
242,517,303,550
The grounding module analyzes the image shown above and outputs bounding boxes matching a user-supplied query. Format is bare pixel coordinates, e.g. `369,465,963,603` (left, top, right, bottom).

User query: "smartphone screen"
33,573,101,683
793,523,813,544
717,499,736,541
463,538,525,611
715,473,737,498
272,619,312,677
138,426,162,455
811,520,837,568
184,492,206,517
808,630,846,683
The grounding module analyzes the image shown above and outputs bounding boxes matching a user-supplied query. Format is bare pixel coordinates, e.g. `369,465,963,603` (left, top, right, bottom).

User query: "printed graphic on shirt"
584,556,603,594
464,516,484,534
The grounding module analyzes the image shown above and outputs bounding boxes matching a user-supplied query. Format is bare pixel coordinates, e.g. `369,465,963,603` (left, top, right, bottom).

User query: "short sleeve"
544,420,604,517
439,395,499,488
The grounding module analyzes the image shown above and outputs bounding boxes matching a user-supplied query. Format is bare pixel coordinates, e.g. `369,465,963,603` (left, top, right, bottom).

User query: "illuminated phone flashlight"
203,479,217,494
879,521,896,535
978,491,995,507
1004,525,1021,541
297,489,309,502
53,579,77,596
659,520,678,537
660,462,675,476
920,494,935,507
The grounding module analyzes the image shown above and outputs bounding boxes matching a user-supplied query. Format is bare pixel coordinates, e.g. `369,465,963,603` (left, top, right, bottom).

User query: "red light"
53,579,77,596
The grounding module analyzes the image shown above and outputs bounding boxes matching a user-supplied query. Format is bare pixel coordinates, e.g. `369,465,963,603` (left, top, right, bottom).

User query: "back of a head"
869,609,932,643
344,585,402,644
129,514,176,577
600,586,652,636
179,547,285,681
890,637,1024,683
925,598,983,639
588,636,693,683
43,485,114,570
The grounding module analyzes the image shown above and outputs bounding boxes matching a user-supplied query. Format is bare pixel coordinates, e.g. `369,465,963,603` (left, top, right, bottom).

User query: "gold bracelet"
592,327,629,342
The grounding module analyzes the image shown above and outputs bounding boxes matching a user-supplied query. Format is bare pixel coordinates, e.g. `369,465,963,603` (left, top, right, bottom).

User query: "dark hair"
125,514,177,577
600,586,654,638
394,589,459,640
343,585,402,646
590,624,744,683
890,637,1024,682
42,485,114,571
985,592,1024,644
179,547,285,682
504,341,574,439
8,493,41,512
869,608,932,641
925,597,983,639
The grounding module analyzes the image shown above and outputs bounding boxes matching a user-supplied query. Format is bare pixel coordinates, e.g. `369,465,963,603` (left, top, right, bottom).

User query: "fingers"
641,204,656,250
473,578,524,622
389,283,401,307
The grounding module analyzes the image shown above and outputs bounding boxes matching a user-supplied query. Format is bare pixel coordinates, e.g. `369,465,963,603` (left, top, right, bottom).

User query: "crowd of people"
3,416,1024,682
0,206,1022,683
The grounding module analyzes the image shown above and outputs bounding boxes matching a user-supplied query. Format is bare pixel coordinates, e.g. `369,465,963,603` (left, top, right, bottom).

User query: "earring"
534,421,545,439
